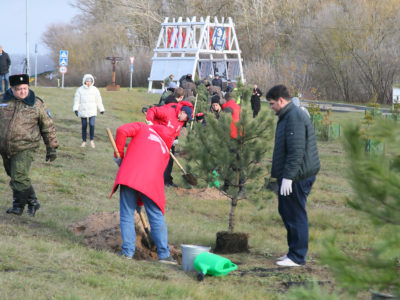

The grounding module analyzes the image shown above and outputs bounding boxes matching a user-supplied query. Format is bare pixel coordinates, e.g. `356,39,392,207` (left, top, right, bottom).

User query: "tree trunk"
228,169,241,233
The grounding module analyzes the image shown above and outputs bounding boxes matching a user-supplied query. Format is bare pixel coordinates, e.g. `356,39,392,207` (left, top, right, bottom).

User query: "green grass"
0,87,372,299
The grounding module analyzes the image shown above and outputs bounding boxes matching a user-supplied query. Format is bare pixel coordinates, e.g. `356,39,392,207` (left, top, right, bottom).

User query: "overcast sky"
2,0,80,55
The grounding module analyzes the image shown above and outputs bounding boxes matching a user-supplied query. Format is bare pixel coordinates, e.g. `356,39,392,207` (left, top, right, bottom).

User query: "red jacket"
222,100,241,139
146,101,194,138
110,122,175,214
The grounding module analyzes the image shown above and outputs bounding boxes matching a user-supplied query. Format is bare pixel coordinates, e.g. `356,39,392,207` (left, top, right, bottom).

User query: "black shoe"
27,202,40,217
6,189,28,216
26,186,40,217
159,256,177,265
6,206,24,215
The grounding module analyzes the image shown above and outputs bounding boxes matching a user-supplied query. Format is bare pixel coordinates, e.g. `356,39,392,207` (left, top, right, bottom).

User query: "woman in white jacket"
73,74,105,148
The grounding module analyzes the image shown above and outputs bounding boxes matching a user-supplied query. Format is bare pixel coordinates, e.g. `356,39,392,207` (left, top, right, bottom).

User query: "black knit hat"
9,74,30,86
211,94,220,104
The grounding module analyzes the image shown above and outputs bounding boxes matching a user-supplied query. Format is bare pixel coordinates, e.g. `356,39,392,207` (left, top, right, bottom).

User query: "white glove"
172,139,179,147
146,120,153,126
280,178,293,196
113,158,122,167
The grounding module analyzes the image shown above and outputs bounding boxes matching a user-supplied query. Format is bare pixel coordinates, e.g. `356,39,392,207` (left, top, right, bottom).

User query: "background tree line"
42,0,400,104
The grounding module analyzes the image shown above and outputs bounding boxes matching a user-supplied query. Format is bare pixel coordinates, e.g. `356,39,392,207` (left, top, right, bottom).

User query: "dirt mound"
173,186,228,200
68,211,181,262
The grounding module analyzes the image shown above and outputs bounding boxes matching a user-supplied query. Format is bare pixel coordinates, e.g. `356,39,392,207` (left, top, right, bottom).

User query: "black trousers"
164,145,175,184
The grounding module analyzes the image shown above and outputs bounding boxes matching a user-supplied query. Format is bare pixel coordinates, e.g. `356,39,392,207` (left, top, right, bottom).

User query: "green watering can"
193,252,238,281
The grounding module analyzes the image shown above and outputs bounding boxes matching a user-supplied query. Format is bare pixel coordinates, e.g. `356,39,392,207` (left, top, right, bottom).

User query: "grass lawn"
0,87,372,299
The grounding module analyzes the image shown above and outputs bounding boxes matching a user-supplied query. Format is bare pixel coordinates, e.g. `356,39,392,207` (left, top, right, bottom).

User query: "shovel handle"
169,151,186,174
106,128,121,159
138,211,152,244
190,94,198,130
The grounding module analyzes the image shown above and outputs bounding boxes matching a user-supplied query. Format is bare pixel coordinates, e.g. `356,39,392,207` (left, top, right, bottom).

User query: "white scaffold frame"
148,16,245,93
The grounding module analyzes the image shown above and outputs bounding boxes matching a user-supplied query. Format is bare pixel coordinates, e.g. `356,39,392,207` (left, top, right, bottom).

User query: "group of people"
0,67,319,268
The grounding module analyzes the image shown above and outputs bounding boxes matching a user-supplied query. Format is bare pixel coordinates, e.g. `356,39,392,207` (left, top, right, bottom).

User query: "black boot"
26,186,40,217
6,189,28,216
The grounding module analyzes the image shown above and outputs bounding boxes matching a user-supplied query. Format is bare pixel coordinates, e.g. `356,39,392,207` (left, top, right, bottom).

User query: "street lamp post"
26,0,30,75
34,44,38,87
129,56,134,91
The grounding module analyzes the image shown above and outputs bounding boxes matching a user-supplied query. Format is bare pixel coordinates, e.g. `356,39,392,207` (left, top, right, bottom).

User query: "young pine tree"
185,96,274,234
321,120,400,297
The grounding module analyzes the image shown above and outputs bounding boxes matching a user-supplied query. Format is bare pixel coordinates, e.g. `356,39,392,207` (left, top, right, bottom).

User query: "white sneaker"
81,142,86,148
90,140,95,148
277,254,288,261
275,257,301,267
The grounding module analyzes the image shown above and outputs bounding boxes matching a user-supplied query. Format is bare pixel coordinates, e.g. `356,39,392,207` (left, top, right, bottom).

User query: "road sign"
130,56,135,64
59,58,68,66
59,50,69,66
59,50,68,58
59,66,67,74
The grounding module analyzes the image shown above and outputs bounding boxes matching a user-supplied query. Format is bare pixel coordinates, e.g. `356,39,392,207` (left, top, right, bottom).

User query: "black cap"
211,94,220,104
9,74,30,86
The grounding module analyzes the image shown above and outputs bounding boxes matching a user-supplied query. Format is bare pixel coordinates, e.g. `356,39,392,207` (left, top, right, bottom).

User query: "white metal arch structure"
148,16,245,93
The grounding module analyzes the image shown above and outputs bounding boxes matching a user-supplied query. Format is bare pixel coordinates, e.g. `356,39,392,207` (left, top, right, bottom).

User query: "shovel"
169,151,198,186
190,94,198,130
106,128,155,249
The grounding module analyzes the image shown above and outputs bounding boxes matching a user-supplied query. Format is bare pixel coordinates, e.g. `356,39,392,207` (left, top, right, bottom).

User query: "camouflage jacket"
0,89,59,157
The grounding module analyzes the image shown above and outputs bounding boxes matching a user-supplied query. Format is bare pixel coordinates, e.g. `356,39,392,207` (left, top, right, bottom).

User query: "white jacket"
73,74,105,118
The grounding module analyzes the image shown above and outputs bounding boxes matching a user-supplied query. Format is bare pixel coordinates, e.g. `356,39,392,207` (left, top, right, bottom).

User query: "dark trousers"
278,175,315,265
164,145,175,184
2,149,34,191
81,116,95,141
252,110,259,118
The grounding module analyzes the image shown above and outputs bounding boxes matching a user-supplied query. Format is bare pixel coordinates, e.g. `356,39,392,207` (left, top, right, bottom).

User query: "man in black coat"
211,74,223,90
0,45,11,93
250,84,262,118
266,84,320,267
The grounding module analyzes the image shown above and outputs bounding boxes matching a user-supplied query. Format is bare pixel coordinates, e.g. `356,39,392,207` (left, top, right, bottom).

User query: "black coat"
211,78,223,90
250,88,262,111
0,51,11,74
271,102,320,181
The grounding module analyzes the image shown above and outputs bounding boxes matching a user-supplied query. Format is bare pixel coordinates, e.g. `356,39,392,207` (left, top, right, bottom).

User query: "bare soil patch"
173,186,228,201
68,211,181,262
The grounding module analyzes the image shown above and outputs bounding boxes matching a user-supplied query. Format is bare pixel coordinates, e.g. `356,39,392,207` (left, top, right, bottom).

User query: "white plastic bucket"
181,244,211,271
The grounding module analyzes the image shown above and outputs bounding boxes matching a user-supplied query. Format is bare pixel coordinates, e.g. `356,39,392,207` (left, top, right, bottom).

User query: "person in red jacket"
222,93,241,139
146,101,193,187
110,122,177,264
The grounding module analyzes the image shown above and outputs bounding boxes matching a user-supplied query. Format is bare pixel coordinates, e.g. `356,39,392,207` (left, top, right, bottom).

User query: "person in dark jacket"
211,74,223,90
0,74,59,217
0,45,11,93
266,84,320,267
164,87,184,105
250,84,262,118
224,79,234,93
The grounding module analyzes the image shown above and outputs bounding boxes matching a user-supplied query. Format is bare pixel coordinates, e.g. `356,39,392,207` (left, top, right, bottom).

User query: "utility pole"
26,0,30,75
34,44,38,87
130,56,134,91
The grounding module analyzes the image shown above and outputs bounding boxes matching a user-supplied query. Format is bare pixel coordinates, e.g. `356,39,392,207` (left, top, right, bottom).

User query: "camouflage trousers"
1,149,34,192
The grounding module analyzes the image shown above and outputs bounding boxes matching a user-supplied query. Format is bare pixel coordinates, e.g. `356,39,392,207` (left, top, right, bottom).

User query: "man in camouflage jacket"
0,74,59,217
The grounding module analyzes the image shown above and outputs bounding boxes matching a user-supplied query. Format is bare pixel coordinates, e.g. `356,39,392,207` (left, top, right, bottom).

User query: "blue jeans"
278,176,315,265
119,185,170,259
0,73,9,92
81,116,95,141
